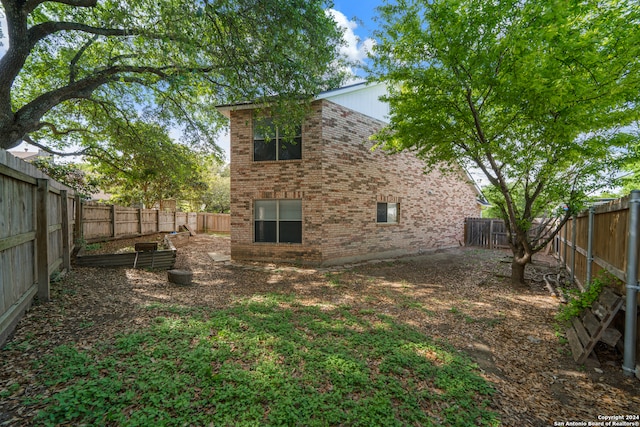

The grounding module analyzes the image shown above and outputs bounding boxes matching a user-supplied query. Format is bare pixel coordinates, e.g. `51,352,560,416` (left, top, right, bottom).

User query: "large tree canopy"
88,120,209,208
369,0,640,284
0,0,347,156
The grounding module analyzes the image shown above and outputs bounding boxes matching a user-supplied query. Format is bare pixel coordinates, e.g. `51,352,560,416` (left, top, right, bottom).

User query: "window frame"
253,116,302,162
376,202,400,224
254,199,303,243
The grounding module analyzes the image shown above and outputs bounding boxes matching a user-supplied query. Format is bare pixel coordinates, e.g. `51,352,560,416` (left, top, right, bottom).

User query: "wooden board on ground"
135,242,158,252
565,288,623,364
182,224,197,236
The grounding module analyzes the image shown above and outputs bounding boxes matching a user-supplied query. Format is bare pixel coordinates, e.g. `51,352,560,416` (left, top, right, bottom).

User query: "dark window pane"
278,137,302,160
253,117,275,140
254,139,276,161
377,203,388,223
255,221,277,242
279,221,302,243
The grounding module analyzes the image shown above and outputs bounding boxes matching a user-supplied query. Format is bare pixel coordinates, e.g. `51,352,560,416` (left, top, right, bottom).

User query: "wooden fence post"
157,209,160,233
563,221,568,268
111,205,117,237
60,190,71,272
74,195,83,245
571,216,577,284
489,220,495,250
138,208,143,235
36,179,50,302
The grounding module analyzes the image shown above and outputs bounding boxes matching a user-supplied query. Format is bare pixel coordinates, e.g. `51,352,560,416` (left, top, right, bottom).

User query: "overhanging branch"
25,0,97,15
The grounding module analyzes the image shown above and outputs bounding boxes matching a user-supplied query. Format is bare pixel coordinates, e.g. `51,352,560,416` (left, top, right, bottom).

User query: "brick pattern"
229,100,480,264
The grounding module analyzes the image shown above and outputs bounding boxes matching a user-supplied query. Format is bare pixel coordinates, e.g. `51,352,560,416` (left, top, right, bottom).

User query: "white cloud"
0,11,7,57
327,9,375,79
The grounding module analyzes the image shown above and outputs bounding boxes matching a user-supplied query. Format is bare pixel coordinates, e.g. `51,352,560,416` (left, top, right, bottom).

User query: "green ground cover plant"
30,294,498,426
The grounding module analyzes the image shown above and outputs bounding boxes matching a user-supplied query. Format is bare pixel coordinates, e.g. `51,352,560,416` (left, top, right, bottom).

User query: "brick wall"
229,99,480,264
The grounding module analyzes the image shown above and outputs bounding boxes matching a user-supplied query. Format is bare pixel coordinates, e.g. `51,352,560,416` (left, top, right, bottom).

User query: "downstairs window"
255,199,302,243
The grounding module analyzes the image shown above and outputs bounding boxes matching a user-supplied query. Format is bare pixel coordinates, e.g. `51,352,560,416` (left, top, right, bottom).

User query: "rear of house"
220,83,480,264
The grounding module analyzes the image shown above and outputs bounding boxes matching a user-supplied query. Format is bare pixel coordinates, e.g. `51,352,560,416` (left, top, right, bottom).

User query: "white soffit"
318,82,390,123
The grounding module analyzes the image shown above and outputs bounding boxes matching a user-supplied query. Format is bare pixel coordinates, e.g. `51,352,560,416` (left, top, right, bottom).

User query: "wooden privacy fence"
1,149,230,346
556,194,640,370
79,206,229,242
556,196,638,292
1,150,76,346
464,218,509,249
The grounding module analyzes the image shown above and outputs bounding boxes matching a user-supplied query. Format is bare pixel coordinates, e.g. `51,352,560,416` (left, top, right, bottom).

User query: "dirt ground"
1,233,639,426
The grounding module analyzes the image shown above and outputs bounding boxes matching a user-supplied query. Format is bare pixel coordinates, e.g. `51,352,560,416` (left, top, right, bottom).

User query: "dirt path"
1,234,638,426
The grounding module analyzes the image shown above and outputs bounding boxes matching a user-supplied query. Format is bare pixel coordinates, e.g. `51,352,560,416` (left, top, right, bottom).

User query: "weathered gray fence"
1,149,231,347
464,218,509,249
0,150,76,346
79,206,229,242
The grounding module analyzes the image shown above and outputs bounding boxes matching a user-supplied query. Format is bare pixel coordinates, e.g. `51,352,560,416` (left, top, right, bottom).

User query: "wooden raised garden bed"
76,234,176,269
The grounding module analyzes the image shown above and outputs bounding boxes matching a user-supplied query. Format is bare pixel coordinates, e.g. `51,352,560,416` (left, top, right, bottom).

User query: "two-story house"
217,82,481,265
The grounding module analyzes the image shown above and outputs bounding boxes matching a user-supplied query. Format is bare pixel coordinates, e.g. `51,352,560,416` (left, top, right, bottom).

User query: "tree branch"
28,21,138,50
35,121,92,136
70,35,98,83
25,0,97,15
23,135,92,156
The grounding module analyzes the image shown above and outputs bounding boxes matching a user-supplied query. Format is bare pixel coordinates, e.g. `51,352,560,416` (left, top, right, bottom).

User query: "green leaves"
32,299,498,426
0,0,347,152
370,0,640,280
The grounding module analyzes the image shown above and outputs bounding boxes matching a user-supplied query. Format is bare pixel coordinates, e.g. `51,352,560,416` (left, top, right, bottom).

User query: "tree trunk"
511,259,526,285
510,238,532,285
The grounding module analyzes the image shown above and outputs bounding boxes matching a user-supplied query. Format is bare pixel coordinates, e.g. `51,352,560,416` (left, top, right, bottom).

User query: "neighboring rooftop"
7,149,51,162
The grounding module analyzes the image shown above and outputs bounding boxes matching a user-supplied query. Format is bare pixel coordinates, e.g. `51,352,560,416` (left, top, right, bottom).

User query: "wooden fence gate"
464,218,509,249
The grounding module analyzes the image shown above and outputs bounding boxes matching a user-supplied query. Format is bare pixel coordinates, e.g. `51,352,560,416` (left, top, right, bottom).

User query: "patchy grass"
29,295,498,427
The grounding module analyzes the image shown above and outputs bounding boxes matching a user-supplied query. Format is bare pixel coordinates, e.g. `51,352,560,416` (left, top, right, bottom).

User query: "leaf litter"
1,234,638,426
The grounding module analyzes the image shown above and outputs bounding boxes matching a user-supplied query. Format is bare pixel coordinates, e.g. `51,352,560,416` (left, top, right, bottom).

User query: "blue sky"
333,1,381,40
328,3,381,80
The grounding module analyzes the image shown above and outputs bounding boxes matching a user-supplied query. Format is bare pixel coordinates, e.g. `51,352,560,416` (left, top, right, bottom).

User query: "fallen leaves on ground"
1,234,638,426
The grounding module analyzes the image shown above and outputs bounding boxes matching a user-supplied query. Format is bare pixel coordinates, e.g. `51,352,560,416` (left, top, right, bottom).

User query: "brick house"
217,82,481,264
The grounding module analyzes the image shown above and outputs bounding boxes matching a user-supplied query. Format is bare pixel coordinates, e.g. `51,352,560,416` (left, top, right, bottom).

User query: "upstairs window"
377,202,399,224
253,117,302,161
255,199,302,243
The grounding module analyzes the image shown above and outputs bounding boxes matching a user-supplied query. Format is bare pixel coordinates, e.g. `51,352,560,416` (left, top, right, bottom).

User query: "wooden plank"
599,288,621,311
75,196,83,244
601,327,622,347
572,317,591,346
183,223,197,236
592,301,607,320
60,191,71,271
0,162,37,185
582,310,601,338
0,232,36,252
566,327,585,362
572,288,624,364
135,242,158,252
36,179,50,301
111,205,116,237
0,284,37,347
